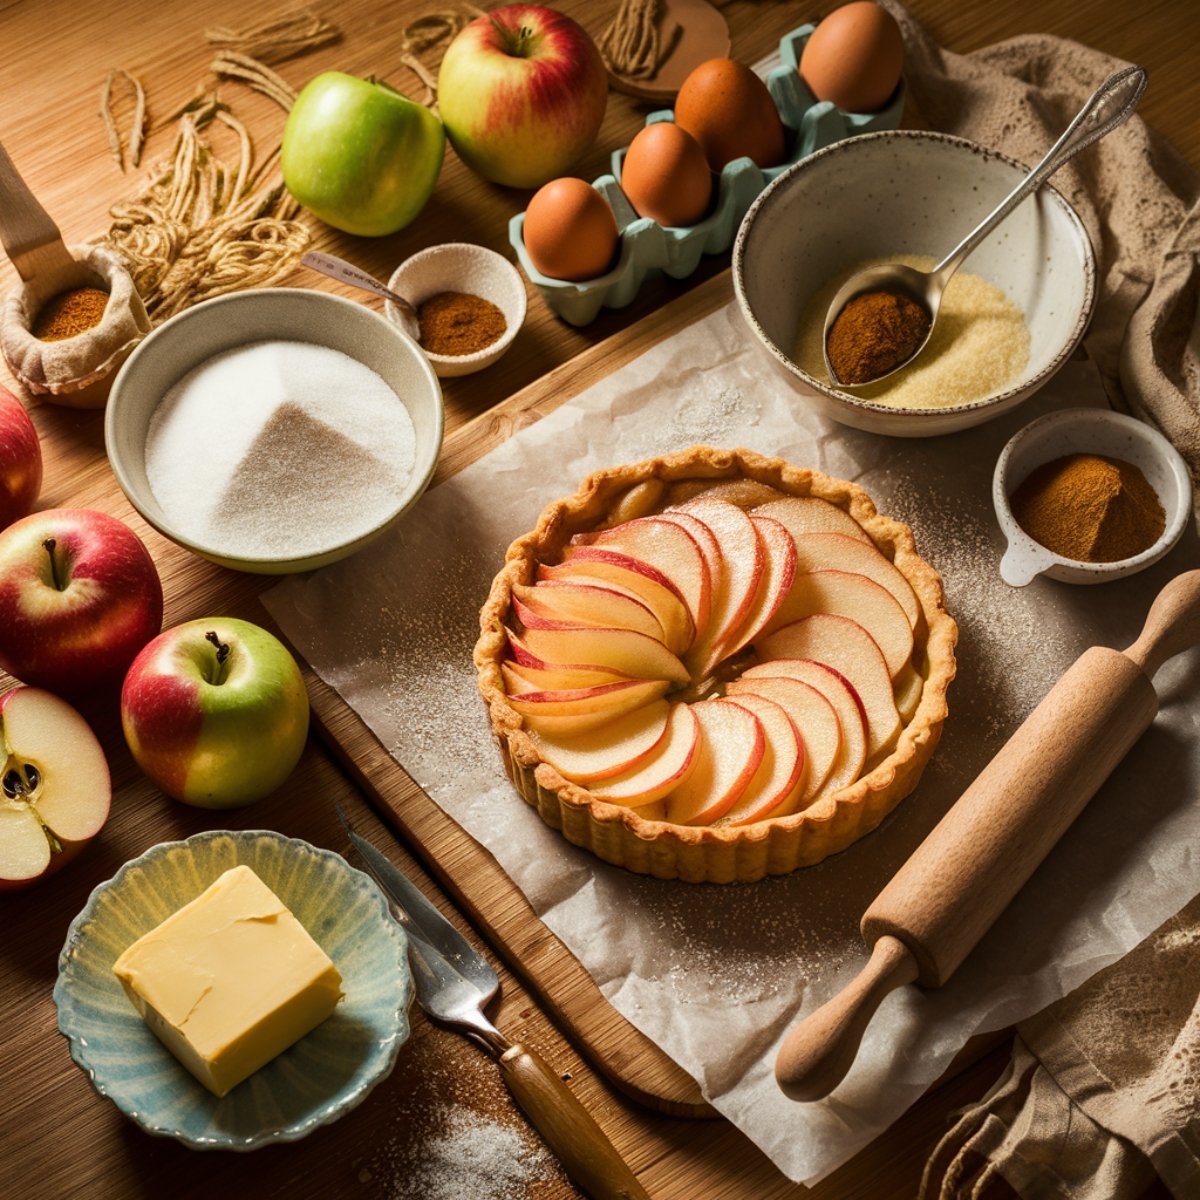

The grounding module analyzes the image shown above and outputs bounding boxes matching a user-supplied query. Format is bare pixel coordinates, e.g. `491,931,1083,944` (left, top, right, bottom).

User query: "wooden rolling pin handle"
500,1042,651,1200
775,935,918,1101
776,570,1200,1102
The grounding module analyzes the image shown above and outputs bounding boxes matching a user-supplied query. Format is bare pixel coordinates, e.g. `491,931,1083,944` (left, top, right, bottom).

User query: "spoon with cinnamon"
822,66,1147,389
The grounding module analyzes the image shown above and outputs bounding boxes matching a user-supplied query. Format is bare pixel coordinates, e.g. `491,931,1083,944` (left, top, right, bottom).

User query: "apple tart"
474,447,956,883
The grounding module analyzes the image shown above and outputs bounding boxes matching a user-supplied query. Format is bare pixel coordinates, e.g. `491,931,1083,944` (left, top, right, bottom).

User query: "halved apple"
766,570,913,679
534,700,671,783
513,581,664,642
664,698,764,825
507,678,671,734
790,532,921,629
753,496,873,544
741,658,867,777
517,625,689,684
755,614,901,760
719,693,805,826
725,675,841,807
672,499,764,676
592,703,701,807
573,517,711,637
537,556,694,653
0,686,111,890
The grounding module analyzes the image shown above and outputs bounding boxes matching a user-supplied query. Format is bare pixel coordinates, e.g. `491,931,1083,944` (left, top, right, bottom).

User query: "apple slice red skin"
0,686,111,891
0,508,163,695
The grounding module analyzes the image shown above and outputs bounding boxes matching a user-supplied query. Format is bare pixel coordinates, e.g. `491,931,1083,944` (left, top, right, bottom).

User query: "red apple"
0,385,42,530
0,686,111,890
437,4,608,188
0,508,163,694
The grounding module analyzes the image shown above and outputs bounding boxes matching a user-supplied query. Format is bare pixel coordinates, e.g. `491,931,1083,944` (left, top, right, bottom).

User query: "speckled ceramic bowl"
386,243,526,378
992,407,1192,585
54,829,412,1150
105,287,444,574
733,130,1097,436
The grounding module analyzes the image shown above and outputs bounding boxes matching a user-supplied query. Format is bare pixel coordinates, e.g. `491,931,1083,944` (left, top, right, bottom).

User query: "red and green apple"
122,618,310,809
0,386,41,531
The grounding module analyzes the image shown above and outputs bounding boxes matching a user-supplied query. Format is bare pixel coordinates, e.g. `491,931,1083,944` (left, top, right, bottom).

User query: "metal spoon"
301,250,421,342
823,65,1147,388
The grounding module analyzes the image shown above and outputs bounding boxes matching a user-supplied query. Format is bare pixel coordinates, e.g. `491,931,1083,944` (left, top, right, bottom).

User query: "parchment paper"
263,301,1200,1185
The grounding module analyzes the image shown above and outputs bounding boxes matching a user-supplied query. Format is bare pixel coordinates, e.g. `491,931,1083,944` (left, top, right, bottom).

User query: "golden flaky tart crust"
474,446,957,883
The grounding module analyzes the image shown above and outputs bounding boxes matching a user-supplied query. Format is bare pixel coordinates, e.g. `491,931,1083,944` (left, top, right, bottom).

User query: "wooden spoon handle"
1124,569,1200,676
499,1042,651,1200
0,140,74,281
775,935,918,1101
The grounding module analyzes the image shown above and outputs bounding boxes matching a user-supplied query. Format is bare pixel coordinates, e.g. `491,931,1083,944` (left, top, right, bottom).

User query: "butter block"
112,864,343,1097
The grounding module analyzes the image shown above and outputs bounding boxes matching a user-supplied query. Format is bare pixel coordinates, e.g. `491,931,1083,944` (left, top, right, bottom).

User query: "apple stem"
205,630,232,684
43,538,63,591
489,15,535,57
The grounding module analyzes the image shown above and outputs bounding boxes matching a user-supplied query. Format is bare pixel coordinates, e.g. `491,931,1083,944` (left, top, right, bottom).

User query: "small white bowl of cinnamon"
992,407,1192,586
386,243,526,379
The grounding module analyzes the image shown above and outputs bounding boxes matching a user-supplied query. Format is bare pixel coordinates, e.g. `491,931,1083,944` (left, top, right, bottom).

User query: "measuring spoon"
822,66,1147,388
301,250,421,342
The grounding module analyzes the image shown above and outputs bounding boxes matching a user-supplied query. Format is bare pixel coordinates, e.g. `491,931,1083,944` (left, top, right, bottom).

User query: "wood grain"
0,1,1196,1199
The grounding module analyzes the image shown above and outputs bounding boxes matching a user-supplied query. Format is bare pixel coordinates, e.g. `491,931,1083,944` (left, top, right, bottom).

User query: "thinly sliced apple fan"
476,449,956,883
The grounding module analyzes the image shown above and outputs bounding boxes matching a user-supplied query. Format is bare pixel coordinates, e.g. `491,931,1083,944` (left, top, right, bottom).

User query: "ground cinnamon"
32,286,109,341
1009,453,1166,563
826,289,931,384
417,291,507,356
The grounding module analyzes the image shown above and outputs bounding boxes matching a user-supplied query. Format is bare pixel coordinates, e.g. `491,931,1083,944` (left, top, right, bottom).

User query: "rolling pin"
776,568,1200,1102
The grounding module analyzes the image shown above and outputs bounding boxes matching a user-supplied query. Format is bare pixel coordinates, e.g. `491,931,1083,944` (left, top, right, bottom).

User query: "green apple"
121,618,309,808
281,72,445,236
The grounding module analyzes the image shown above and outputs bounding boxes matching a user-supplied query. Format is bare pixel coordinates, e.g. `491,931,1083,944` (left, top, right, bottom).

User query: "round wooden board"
606,0,732,103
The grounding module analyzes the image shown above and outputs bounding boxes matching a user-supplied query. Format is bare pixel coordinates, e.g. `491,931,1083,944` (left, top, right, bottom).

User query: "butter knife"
337,807,651,1200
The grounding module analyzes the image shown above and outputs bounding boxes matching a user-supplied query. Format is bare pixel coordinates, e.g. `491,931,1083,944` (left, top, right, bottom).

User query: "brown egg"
523,178,620,282
674,58,788,172
621,123,714,228
799,1,905,114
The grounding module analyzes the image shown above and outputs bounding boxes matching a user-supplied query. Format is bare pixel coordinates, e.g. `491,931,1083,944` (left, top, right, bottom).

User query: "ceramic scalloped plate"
54,829,412,1151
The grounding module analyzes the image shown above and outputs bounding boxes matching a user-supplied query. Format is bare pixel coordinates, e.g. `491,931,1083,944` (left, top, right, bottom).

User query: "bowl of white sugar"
733,130,1097,437
105,288,443,573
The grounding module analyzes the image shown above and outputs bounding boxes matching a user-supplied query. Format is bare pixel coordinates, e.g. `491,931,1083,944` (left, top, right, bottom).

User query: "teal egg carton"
509,24,905,327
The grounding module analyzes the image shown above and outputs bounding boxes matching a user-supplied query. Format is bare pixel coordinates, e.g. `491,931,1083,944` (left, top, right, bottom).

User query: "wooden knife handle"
0,139,74,281
500,1042,651,1200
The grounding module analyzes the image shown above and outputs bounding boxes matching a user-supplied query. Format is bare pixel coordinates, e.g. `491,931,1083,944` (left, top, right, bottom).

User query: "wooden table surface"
2,1,1195,1198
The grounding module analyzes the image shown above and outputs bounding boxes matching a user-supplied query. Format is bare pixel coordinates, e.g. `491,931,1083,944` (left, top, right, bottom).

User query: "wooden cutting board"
301,271,735,1118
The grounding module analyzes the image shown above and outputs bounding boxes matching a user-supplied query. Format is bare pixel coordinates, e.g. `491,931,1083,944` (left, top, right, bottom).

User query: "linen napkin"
884,4,1200,1193
884,0,1200,490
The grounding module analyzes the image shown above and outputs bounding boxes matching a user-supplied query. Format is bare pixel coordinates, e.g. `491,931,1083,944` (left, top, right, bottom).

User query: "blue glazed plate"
54,829,412,1150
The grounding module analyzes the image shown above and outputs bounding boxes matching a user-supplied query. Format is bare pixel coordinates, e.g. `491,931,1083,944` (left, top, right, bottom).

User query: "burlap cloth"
877,4,1200,1195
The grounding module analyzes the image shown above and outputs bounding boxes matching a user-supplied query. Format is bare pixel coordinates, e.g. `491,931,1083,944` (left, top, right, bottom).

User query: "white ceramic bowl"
733,130,1097,436
993,407,1192,586
387,243,526,378
105,288,443,574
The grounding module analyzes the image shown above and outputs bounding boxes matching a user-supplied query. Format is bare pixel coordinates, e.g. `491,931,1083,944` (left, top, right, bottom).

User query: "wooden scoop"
776,569,1200,1102
0,140,76,281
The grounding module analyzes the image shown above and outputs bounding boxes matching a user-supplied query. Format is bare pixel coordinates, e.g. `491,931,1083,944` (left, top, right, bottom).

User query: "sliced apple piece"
752,495,873,544
663,698,764,825
517,625,689,685
513,581,664,642
790,532,921,629
501,660,631,695
895,665,924,723
719,693,805,826
766,570,913,679
537,556,693,653
573,517,711,637
721,514,797,658
725,675,842,809
508,678,670,734
755,614,901,760
0,687,111,890
741,658,867,780
534,700,671,783
672,498,764,676
591,703,701,807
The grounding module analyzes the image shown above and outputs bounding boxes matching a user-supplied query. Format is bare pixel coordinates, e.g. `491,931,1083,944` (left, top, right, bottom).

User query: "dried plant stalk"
204,8,339,64
598,0,680,81
99,68,147,170
211,52,298,111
